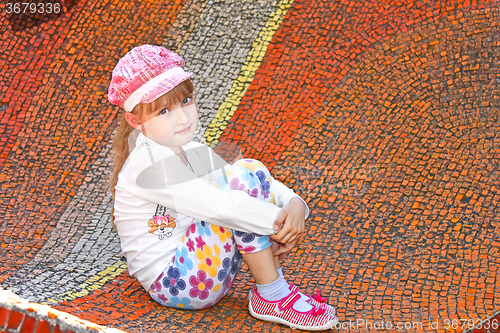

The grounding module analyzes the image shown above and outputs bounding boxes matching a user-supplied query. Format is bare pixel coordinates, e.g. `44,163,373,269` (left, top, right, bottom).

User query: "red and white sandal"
288,283,336,315
248,284,339,331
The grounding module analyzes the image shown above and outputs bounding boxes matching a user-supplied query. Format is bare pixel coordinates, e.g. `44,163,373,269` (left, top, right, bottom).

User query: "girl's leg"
240,246,278,285
215,159,283,285
219,160,337,309
234,237,281,285
272,240,281,269
149,220,242,310
222,160,338,330
230,159,282,271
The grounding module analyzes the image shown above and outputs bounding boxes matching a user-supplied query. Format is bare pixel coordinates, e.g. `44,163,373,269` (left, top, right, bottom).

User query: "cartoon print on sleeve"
148,205,176,240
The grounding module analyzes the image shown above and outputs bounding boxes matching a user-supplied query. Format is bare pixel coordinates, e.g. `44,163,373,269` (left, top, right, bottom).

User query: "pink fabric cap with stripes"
108,44,193,112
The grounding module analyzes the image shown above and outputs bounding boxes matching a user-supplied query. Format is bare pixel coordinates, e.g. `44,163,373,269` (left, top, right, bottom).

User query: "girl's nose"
175,106,189,124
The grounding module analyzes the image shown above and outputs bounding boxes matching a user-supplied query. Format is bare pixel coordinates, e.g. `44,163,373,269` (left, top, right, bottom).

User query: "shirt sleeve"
201,143,309,218
203,145,310,219
270,178,310,220
125,144,280,236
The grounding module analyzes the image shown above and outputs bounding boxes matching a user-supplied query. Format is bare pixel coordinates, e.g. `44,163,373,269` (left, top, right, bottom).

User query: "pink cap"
108,44,193,111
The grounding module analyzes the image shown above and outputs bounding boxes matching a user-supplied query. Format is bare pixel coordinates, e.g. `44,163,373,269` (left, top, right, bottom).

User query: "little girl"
108,44,338,331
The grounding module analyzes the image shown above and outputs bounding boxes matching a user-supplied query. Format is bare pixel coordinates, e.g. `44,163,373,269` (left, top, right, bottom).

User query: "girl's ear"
124,112,142,130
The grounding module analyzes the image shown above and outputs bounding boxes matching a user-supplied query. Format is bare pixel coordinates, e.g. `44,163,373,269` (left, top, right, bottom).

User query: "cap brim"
142,72,194,104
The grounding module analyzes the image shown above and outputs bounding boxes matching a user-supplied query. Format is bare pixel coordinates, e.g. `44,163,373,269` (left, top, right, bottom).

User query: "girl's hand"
270,197,307,252
274,238,300,260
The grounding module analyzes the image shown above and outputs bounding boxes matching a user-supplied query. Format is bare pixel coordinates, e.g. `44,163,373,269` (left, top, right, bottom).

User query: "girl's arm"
125,144,281,236
204,144,310,217
204,145,311,244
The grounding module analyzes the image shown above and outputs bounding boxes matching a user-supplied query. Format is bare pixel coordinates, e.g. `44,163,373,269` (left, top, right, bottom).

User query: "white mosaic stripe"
4,135,123,302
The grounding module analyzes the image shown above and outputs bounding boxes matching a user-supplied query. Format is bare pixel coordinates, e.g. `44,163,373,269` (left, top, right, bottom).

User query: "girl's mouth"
176,125,191,134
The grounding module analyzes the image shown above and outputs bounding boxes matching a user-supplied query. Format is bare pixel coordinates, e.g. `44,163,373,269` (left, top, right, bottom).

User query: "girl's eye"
183,97,192,104
159,108,169,115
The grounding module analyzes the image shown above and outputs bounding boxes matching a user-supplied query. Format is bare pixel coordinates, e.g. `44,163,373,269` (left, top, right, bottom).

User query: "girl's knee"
233,159,269,175
215,159,274,203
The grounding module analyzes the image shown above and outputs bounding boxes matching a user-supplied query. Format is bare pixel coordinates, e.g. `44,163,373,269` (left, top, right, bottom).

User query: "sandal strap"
289,283,330,314
278,290,301,311
288,283,300,293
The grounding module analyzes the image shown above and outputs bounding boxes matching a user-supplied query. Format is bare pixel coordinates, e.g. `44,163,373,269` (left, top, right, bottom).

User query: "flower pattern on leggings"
150,292,168,304
186,238,195,252
211,225,232,243
258,235,272,246
196,220,212,237
185,223,196,237
231,252,243,274
174,247,194,276
217,257,231,282
230,177,246,191
256,170,271,198
196,244,221,278
241,168,259,188
237,245,256,254
234,230,255,243
195,236,206,250
162,267,186,296
189,270,214,300
166,296,194,309
150,272,163,292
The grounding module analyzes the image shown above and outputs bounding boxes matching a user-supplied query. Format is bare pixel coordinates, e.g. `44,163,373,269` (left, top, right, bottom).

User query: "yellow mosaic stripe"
202,0,295,147
44,260,127,304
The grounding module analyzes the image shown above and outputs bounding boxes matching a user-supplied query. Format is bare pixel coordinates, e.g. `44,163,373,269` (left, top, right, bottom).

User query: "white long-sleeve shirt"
113,133,309,291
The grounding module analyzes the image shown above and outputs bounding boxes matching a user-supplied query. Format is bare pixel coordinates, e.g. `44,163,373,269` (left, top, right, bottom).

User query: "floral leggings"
149,159,276,310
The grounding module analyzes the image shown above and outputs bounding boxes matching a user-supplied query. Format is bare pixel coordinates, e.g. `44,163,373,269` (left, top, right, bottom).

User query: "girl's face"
139,94,198,153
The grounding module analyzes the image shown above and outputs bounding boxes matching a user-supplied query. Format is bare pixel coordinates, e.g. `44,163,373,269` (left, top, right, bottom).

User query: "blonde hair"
110,79,195,228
